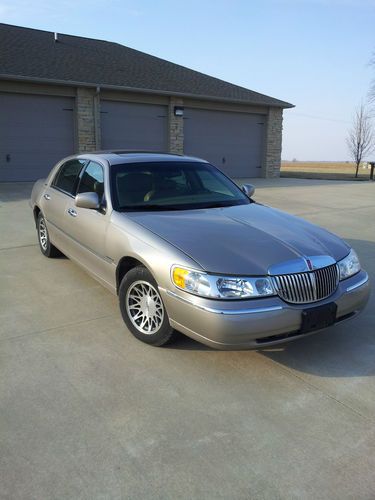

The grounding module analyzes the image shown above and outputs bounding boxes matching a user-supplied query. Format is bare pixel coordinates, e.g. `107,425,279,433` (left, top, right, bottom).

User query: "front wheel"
37,212,60,258
119,266,176,346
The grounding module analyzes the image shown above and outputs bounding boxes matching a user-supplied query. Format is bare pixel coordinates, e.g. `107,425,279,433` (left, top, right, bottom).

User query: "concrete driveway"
0,178,374,500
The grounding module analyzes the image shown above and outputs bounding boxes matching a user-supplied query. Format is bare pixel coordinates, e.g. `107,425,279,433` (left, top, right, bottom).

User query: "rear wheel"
119,266,175,346
37,212,60,258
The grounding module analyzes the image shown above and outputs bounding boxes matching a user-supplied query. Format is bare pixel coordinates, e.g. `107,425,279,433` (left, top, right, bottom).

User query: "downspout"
94,85,101,150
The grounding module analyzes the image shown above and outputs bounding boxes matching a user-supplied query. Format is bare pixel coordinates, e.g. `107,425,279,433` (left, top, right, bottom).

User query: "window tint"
197,170,234,196
77,161,105,201
110,162,250,211
53,159,86,195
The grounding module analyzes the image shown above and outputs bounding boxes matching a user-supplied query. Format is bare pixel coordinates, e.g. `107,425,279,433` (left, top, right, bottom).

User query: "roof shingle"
0,23,293,108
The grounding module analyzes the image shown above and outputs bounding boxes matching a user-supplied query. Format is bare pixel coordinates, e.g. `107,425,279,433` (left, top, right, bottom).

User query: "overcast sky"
1,0,375,161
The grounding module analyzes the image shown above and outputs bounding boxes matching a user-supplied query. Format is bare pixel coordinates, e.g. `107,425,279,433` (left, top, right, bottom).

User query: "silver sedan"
30,152,370,349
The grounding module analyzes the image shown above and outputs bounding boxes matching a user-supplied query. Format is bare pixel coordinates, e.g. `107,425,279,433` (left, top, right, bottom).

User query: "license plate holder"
301,302,337,334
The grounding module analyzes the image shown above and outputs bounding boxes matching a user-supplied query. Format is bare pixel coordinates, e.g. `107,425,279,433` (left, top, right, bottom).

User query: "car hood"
124,203,350,275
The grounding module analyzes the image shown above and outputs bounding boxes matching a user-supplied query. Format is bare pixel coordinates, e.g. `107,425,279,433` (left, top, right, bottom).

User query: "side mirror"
75,192,99,209
242,184,255,198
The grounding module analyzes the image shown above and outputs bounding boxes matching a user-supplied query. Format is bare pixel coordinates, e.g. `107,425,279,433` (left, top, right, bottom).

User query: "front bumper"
159,270,370,349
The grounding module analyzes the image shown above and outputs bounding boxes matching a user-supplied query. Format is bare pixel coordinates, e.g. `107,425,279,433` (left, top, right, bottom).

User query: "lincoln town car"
30,152,370,349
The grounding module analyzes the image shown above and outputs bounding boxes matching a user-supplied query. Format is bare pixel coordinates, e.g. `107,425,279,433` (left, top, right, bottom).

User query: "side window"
77,161,105,202
52,159,86,195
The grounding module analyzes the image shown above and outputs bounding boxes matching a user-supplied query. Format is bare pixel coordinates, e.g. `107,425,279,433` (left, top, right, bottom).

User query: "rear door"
43,159,86,248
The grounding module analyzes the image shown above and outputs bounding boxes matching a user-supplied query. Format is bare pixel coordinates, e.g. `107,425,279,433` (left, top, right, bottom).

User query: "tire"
37,212,60,258
119,265,176,346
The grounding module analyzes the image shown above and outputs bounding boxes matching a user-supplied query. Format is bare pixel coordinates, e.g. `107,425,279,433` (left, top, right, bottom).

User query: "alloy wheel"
38,217,48,251
125,280,164,334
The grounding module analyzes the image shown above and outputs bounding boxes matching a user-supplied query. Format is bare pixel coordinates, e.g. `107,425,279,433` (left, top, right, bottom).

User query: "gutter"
0,73,295,109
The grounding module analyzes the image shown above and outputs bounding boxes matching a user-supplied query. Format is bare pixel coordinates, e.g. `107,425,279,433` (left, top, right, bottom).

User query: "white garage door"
101,101,168,152
0,93,75,182
184,108,266,177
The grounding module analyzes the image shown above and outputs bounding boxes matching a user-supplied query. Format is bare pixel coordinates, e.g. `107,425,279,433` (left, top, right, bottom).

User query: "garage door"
101,101,168,152
0,93,75,182
184,108,265,178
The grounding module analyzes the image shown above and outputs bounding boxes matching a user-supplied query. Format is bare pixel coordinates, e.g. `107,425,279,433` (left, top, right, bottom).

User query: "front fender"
108,212,202,292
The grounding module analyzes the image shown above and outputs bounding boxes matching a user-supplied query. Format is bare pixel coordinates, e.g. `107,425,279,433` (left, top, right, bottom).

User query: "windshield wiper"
197,202,232,209
119,200,250,212
196,201,250,209
119,204,187,211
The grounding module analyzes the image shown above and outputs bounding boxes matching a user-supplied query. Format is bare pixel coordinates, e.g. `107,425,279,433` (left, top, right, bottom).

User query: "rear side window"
77,161,105,201
52,159,86,195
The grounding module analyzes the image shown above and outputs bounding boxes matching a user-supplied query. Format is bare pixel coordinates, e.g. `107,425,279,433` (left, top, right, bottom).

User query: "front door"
63,161,115,291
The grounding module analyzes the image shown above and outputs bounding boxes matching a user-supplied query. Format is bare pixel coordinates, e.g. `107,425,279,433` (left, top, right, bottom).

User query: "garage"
100,101,168,152
0,93,75,182
184,108,266,177
1,24,292,181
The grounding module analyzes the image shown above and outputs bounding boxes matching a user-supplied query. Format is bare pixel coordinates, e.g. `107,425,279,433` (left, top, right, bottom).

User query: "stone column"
168,97,184,154
76,88,100,152
263,107,283,178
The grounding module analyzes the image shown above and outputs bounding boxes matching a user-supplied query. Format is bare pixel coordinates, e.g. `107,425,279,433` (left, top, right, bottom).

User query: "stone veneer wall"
263,107,283,178
76,88,100,152
168,96,184,154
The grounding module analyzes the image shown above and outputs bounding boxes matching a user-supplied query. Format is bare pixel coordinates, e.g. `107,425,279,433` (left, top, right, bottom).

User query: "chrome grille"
271,264,339,304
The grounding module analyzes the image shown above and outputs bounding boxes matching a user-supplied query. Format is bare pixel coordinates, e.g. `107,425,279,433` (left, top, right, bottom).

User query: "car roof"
75,150,208,166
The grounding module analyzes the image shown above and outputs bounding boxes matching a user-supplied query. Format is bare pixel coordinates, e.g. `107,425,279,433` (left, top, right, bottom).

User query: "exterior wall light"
174,106,184,117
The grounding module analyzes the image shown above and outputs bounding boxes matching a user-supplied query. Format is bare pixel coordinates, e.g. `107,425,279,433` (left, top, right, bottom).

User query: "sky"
1,0,375,161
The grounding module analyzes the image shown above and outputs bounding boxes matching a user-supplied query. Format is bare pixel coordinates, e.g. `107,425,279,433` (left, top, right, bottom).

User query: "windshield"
110,161,251,211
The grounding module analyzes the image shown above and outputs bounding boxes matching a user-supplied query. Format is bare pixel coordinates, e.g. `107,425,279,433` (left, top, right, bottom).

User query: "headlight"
172,266,275,299
337,249,361,280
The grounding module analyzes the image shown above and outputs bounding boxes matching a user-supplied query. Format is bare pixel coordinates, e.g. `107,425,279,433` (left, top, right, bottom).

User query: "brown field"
281,161,373,180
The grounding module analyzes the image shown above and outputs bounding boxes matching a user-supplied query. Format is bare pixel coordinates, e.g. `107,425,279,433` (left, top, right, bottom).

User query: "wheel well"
116,257,144,294
33,206,41,227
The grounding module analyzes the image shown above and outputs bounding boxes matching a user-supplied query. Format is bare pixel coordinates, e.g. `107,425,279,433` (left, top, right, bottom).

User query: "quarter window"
52,159,86,195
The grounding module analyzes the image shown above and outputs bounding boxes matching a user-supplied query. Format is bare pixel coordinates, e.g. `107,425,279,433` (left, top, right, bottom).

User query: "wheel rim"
38,217,48,251
126,280,164,335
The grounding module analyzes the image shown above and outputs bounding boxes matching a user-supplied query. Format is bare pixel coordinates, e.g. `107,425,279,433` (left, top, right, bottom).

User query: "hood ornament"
305,258,313,271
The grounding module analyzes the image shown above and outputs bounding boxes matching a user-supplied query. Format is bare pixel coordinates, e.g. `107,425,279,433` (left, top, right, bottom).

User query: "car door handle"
67,208,77,217
44,193,51,200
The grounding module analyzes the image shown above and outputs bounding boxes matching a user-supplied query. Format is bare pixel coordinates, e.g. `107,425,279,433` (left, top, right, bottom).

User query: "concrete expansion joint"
1,313,119,344
263,356,374,423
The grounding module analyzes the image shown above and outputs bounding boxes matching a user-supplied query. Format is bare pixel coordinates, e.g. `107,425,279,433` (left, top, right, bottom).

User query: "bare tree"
346,103,374,178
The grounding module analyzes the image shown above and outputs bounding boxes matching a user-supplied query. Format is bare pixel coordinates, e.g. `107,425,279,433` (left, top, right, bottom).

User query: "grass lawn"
281,161,373,180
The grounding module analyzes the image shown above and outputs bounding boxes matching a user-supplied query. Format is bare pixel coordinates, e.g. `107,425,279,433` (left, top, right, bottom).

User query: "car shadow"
168,332,214,351
169,238,374,377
